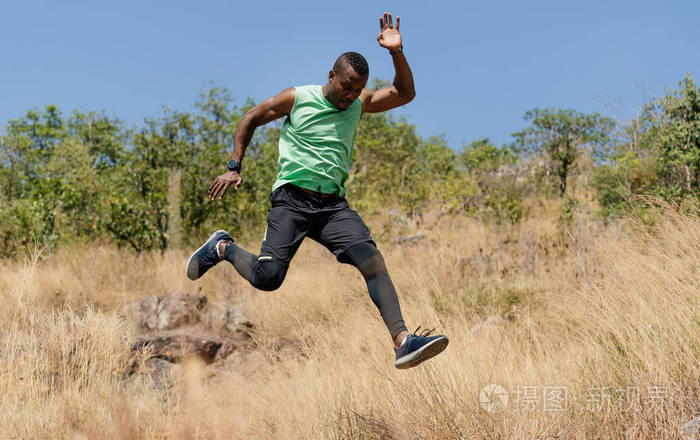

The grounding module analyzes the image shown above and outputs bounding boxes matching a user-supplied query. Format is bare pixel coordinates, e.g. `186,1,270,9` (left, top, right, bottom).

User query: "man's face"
326,64,368,110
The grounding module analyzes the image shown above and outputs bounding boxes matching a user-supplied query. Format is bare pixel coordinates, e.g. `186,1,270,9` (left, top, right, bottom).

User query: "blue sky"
1,0,698,148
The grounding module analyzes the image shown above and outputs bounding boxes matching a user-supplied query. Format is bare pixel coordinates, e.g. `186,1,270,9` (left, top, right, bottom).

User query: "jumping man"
187,12,448,369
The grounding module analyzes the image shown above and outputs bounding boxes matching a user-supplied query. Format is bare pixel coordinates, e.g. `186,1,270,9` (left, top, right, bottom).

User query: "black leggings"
223,241,407,339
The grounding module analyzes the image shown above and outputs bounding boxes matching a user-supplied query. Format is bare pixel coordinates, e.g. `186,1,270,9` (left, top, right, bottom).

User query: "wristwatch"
226,159,242,173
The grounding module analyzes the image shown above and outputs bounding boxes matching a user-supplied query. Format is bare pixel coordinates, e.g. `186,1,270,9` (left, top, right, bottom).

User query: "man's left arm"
361,12,416,114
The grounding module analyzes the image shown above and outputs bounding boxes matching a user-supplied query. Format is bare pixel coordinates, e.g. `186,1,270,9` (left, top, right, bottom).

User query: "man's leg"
308,202,408,344
221,243,289,292
311,201,448,369
218,185,313,291
341,241,408,345
342,239,449,369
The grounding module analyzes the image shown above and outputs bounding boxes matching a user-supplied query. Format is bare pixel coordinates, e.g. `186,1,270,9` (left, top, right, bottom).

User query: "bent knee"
251,259,287,291
343,242,387,278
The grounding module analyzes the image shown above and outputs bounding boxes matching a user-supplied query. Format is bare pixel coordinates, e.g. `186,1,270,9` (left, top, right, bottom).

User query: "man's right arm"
209,87,295,200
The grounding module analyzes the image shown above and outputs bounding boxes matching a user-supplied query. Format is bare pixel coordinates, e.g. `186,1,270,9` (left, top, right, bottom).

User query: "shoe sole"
395,336,449,369
186,230,228,280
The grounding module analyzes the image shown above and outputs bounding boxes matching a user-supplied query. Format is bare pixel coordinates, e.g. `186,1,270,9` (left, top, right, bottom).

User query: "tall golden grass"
0,199,698,439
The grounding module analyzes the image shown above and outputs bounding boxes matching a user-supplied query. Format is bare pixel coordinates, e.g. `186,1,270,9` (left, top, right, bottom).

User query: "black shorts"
259,184,375,266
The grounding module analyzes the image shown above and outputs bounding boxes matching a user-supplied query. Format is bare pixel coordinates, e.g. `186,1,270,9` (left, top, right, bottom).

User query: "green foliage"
45,139,101,238
482,181,526,225
0,87,286,254
460,137,516,172
513,108,614,197
66,110,126,167
446,138,526,224
350,112,457,217
101,195,165,252
594,74,700,215
558,195,579,229
0,199,56,257
644,74,700,198
593,164,633,216
592,156,657,216
0,88,470,255
3,76,700,256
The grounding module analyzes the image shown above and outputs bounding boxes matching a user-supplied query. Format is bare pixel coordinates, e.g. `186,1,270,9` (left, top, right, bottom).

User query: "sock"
222,243,257,282
215,240,227,259
400,334,408,347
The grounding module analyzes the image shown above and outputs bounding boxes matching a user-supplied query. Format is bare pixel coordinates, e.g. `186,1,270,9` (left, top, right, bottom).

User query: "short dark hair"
335,52,369,76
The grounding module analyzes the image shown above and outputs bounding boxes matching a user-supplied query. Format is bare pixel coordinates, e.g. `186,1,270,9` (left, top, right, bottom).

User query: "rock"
202,301,253,335
120,291,207,331
131,335,222,364
120,295,160,331
143,358,180,390
682,416,700,439
120,291,251,334
121,292,254,387
155,291,207,330
395,233,426,246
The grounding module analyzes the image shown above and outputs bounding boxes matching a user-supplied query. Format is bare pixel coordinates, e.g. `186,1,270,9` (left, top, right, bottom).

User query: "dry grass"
0,199,698,439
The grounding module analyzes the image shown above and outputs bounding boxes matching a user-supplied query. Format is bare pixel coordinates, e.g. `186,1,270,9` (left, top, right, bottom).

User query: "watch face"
227,160,239,171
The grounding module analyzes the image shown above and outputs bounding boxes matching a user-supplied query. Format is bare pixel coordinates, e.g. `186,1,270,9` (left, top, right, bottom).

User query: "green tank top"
272,84,362,197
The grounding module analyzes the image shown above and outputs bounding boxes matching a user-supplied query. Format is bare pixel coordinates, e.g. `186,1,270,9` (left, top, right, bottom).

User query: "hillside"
0,200,697,439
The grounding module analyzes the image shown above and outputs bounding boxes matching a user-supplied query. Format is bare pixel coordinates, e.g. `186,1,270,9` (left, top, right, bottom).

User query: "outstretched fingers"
208,180,219,200
208,180,218,199
209,178,226,200
380,12,398,31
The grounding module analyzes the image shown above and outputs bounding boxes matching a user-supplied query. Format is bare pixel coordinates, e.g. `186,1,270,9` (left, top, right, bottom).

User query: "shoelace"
413,325,436,337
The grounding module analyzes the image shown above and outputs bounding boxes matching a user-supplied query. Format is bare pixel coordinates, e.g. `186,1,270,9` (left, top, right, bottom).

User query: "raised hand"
377,11,402,52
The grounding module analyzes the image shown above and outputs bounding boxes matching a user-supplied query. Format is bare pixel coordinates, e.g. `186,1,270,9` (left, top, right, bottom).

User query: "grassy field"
0,199,698,439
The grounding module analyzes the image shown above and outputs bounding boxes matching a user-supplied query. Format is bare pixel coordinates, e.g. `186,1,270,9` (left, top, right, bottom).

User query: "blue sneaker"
394,326,449,369
186,230,232,280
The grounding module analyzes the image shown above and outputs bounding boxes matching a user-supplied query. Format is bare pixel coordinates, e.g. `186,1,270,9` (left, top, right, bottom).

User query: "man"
187,12,448,369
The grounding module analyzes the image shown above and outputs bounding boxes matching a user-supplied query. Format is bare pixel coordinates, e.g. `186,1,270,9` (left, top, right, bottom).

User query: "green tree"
351,110,456,218
186,87,278,240
103,109,196,251
67,110,126,168
0,106,70,253
593,75,700,214
1,105,68,200
644,74,700,198
460,137,516,173
453,138,526,224
0,107,125,254
513,108,614,197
